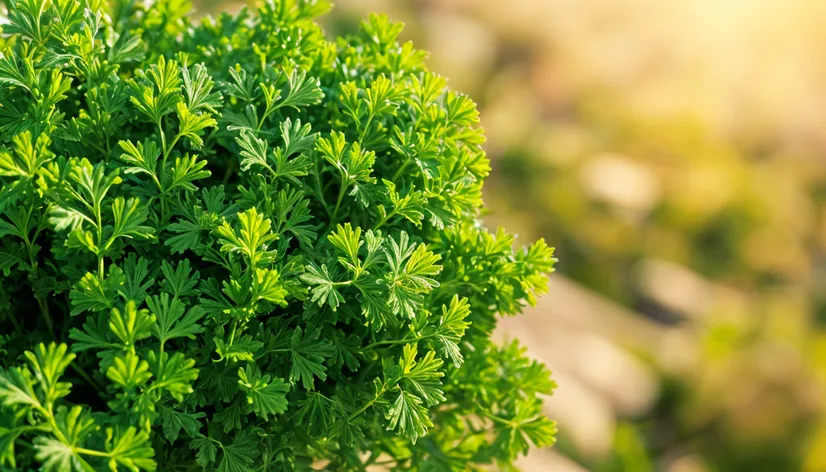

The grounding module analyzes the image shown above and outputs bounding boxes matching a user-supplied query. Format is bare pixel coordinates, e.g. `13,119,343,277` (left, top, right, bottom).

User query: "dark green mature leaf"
69,271,122,316
279,117,316,159
217,436,256,472
165,218,203,254
191,436,217,466
237,365,289,420
69,314,119,359
105,427,157,471
0,52,32,93
214,335,263,363
149,351,199,402
489,400,557,461
295,392,334,435
160,259,200,298
300,263,345,311
272,188,317,248
288,328,334,390
120,253,155,303
0,366,41,410
159,406,205,443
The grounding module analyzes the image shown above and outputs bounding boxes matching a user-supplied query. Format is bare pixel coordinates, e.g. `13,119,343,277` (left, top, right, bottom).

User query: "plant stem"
6,311,23,332
374,209,396,231
70,364,105,393
329,181,349,227
95,196,104,278
37,298,54,338
312,160,331,217
348,383,386,421
359,113,374,144
157,340,166,382
223,158,236,185
391,160,412,183
361,335,425,352
75,447,112,458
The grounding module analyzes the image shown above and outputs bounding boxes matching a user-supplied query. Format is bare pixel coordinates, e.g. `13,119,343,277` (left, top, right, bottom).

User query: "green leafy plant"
0,0,557,470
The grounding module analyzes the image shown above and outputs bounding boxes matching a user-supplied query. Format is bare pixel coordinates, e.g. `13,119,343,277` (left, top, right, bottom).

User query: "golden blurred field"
201,1,826,470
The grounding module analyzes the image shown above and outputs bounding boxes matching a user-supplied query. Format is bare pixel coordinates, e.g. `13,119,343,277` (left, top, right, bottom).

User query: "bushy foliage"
0,0,558,470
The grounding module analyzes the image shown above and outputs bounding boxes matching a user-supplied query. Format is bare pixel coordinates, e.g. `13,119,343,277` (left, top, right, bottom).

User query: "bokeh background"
199,1,826,470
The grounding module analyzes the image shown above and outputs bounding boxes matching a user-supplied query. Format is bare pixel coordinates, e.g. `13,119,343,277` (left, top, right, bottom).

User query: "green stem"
374,209,396,231
361,335,425,352
485,412,515,427
158,119,182,223
75,447,112,458
373,457,410,466
329,181,349,229
155,118,166,170
70,364,105,393
37,298,54,338
359,113,374,144
163,133,181,167
312,161,331,218
95,198,104,278
6,310,23,332
24,229,55,338
150,171,162,193
223,158,236,185
104,136,112,161
43,406,67,444
157,340,166,381
348,383,386,422
257,106,275,132
264,348,290,354
391,160,412,183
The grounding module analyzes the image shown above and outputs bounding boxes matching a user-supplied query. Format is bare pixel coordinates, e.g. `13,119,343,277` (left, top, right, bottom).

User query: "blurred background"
200,1,826,470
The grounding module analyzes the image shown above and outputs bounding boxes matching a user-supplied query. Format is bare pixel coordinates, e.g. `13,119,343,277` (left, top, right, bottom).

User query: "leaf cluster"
0,0,557,470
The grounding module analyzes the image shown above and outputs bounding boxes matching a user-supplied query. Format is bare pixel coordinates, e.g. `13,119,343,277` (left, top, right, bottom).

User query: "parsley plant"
0,0,558,470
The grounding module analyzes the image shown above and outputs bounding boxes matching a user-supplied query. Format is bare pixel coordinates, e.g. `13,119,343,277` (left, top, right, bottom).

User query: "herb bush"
0,0,557,469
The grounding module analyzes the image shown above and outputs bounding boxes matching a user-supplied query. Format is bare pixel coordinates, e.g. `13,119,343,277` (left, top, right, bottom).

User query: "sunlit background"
198,1,826,470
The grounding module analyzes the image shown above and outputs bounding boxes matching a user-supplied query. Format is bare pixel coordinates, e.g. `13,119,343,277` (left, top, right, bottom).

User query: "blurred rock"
666,454,709,472
515,449,590,472
579,153,661,217
636,259,712,318
545,369,615,457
